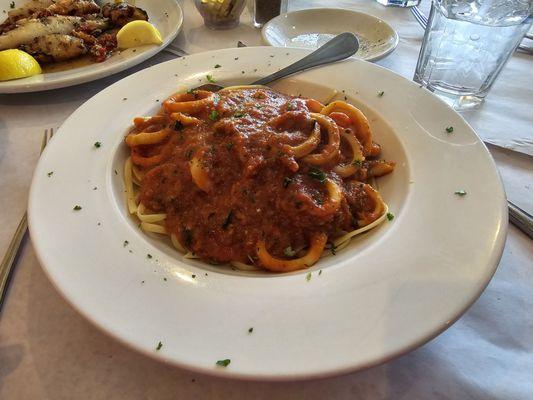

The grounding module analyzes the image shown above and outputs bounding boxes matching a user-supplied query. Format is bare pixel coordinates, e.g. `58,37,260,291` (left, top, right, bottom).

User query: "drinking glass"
253,0,288,28
195,0,246,30
414,0,531,109
376,0,420,7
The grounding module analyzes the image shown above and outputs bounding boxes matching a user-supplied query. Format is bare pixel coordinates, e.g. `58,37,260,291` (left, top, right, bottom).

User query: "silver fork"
163,43,189,57
0,128,54,312
411,6,533,55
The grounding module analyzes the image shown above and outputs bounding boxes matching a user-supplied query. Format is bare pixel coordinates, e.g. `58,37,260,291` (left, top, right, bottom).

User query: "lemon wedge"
116,20,163,49
0,49,42,81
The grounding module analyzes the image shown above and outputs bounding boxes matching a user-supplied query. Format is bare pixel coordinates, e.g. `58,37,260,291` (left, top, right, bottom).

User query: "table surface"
0,1,532,399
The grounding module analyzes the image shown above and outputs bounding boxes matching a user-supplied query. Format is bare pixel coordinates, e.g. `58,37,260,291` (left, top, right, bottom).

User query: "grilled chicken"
1,1,150,63
3,0,53,22
45,0,101,17
0,15,108,50
0,0,53,32
102,2,148,27
20,33,87,62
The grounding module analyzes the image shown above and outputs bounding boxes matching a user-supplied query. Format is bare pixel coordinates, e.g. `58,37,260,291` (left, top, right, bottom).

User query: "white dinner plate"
28,47,507,380
0,0,183,93
262,8,399,61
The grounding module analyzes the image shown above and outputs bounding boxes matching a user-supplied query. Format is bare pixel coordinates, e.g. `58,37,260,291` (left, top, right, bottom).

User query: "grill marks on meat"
0,1,150,63
0,15,103,50
102,3,148,27
20,33,87,62
45,0,101,17
0,0,53,32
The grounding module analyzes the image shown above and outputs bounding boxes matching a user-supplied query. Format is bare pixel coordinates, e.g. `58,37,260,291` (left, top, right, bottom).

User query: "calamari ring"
306,98,325,113
133,115,168,130
308,179,343,217
256,233,327,272
367,160,396,178
218,84,270,92
285,121,321,158
321,101,373,156
189,149,212,192
357,184,386,226
131,148,164,167
302,113,340,166
125,128,171,147
170,112,202,126
163,90,216,114
333,131,365,178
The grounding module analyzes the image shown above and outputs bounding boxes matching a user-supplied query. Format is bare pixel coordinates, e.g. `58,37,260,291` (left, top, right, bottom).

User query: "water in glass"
414,0,531,109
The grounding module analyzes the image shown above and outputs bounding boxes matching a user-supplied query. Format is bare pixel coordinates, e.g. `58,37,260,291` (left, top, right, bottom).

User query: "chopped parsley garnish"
222,210,233,229
187,88,197,95
308,168,327,184
377,91,385,97
248,327,253,333
123,240,129,247
209,110,218,121
174,120,183,131
73,205,82,211
206,74,216,83
352,160,362,167
216,359,231,367
192,274,196,279
214,64,221,68
286,103,295,110
454,190,467,196
445,126,454,133
185,149,193,160
225,142,234,151
47,171,54,177
283,177,292,188
283,246,296,257
10,1,15,9
306,272,312,282
233,111,245,118
156,341,163,351
94,141,101,148
147,254,153,259
386,212,394,221
329,243,337,255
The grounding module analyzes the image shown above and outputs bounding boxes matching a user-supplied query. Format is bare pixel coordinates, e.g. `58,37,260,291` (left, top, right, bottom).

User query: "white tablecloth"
0,1,532,399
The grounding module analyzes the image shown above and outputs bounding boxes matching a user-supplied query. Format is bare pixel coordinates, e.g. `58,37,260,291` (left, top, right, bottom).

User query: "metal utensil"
0,128,53,312
194,32,359,92
410,6,533,54
509,201,533,239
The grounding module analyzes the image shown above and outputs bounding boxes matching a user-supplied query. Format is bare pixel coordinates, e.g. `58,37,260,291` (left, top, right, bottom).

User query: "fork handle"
0,213,28,311
252,32,359,86
509,201,533,239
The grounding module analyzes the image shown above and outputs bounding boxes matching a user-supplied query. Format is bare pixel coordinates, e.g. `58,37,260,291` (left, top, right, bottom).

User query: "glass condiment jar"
195,0,247,30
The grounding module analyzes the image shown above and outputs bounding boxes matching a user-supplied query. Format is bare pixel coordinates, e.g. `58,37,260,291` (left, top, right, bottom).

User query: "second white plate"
28,47,506,380
262,8,399,61
0,0,183,93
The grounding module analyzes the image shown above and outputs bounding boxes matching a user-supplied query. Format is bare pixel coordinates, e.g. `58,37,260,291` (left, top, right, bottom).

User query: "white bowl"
28,47,506,380
262,8,399,61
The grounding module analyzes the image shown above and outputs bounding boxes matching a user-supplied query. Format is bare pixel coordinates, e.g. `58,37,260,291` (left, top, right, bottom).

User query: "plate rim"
27,46,507,380
0,0,183,94
261,7,400,62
